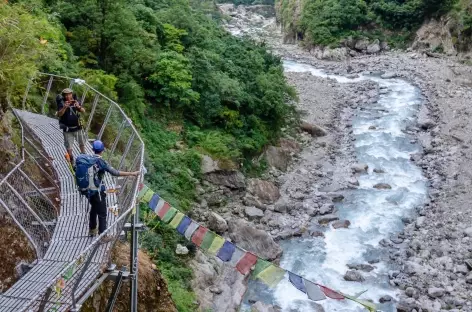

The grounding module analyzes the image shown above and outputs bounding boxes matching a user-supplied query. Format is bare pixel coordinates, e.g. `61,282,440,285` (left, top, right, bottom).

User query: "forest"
1,0,295,310
276,0,471,49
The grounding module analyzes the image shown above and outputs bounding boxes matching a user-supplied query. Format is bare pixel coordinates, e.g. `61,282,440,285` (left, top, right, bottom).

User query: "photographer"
56,88,86,164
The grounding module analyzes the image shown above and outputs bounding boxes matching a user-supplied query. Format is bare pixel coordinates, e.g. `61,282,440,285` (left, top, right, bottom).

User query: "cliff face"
82,242,177,312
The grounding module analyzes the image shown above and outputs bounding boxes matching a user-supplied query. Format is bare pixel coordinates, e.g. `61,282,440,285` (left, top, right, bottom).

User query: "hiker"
56,88,86,164
75,140,140,238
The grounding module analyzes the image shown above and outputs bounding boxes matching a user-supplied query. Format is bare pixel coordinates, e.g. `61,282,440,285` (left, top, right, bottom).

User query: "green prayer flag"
169,212,184,228
162,207,177,223
200,231,216,250
252,259,271,277
137,185,150,200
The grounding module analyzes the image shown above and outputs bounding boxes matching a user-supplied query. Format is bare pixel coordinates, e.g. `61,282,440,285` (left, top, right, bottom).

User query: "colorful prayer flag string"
137,183,377,311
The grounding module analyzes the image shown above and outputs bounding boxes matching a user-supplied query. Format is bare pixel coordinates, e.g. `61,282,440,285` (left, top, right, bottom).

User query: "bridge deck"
0,111,118,311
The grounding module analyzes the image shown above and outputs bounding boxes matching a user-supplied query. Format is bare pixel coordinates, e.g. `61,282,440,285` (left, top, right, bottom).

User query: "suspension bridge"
0,73,144,312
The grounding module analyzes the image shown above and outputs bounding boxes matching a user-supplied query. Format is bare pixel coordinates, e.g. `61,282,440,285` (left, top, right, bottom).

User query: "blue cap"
92,140,105,153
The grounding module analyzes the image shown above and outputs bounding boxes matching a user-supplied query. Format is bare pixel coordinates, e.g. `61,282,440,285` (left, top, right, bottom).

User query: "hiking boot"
89,228,98,237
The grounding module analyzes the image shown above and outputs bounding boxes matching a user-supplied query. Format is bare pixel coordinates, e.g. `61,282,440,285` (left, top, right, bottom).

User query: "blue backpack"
75,154,103,196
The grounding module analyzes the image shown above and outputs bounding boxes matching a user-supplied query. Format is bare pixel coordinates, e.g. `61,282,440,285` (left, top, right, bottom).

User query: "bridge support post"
129,202,139,312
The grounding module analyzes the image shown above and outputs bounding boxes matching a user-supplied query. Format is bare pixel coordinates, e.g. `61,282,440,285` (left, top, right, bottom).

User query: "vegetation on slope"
2,0,295,310
276,0,464,49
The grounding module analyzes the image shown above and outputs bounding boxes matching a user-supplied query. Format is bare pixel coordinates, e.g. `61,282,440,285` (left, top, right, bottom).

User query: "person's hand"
64,101,71,107
132,171,140,176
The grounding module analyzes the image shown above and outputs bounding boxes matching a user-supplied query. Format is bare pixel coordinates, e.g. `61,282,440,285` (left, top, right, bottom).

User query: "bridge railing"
11,73,145,311
0,107,59,259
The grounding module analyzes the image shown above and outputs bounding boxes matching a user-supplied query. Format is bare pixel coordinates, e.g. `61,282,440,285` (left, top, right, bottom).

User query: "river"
242,61,428,311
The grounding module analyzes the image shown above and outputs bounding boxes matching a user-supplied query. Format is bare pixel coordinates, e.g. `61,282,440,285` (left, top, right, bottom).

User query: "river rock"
344,270,365,282
352,163,368,173
251,301,281,312
464,227,472,237
265,146,290,171
205,171,245,189
466,273,472,284
279,138,301,153
373,168,385,173
243,194,266,210
405,287,418,298
419,119,436,130
427,287,445,298
319,203,334,215
300,121,327,137
355,38,369,51
379,295,393,303
366,40,381,54
317,214,339,225
176,244,189,255
347,263,374,272
247,179,280,204
228,219,282,260
332,220,351,229
201,155,220,174
208,212,228,234
274,198,295,213
245,207,264,220
381,72,397,79
373,183,392,189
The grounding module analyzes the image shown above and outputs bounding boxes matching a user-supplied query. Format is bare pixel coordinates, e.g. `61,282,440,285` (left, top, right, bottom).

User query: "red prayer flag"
157,202,171,219
191,226,208,247
318,285,345,300
236,252,258,275
138,183,144,191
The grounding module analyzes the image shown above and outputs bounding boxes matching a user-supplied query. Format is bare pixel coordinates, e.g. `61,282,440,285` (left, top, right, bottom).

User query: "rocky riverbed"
186,4,472,312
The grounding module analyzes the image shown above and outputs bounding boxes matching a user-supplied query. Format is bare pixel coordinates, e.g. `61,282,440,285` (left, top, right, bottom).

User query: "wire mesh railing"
0,108,59,259
6,72,145,311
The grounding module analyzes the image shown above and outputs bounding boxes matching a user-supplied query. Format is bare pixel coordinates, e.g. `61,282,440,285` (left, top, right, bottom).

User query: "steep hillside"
275,0,472,55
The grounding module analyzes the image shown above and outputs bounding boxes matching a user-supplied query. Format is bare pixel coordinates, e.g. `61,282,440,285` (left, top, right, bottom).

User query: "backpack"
75,154,103,196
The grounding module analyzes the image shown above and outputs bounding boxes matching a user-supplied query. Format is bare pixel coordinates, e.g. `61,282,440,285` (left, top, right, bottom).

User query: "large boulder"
244,207,264,220
228,219,283,260
201,155,220,174
351,163,368,173
279,138,301,153
208,212,228,234
265,146,291,171
247,179,281,204
251,302,281,312
354,38,369,51
344,270,365,282
373,183,392,190
204,171,245,189
300,121,327,137
366,39,381,54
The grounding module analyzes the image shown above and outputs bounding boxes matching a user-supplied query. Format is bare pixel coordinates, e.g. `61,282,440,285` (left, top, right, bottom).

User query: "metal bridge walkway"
0,74,144,312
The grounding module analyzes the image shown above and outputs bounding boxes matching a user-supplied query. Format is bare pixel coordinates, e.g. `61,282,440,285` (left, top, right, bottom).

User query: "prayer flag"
208,235,225,255
217,241,236,262
162,207,177,223
319,285,344,300
185,222,199,240
142,189,154,203
148,194,160,211
169,212,185,228
304,279,327,301
191,226,208,247
228,246,246,267
200,231,216,250
157,202,171,219
343,293,377,312
252,259,271,277
154,199,166,215
137,184,149,200
288,272,306,294
177,216,192,235
236,252,257,275
257,265,286,287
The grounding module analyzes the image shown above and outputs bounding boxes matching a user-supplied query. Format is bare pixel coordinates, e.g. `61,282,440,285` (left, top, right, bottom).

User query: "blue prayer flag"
289,272,307,294
217,241,236,262
148,194,160,211
177,216,192,235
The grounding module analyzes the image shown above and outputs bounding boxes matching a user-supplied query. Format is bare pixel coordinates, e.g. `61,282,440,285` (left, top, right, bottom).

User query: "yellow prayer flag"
208,235,225,255
142,189,154,203
169,212,185,228
257,265,286,288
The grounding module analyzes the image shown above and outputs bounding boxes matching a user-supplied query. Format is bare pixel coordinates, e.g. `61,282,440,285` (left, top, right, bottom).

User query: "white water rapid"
243,61,428,312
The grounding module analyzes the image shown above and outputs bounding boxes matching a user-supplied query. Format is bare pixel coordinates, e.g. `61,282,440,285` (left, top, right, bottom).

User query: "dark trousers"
89,191,107,234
